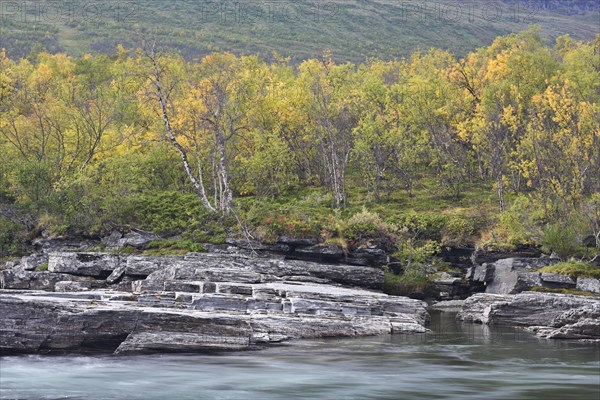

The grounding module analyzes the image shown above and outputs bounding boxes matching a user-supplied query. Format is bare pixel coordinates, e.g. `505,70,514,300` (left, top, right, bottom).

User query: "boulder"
1,270,85,291
48,253,122,279
106,262,128,285
433,272,468,301
458,292,600,340
101,230,123,250
55,280,104,292
468,263,495,283
117,231,157,249
483,257,557,294
293,244,345,262
32,237,98,254
345,247,388,266
540,273,576,288
125,256,173,278
577,277,600,294
19,253,48,271
440,246,474,269
472,248,543,266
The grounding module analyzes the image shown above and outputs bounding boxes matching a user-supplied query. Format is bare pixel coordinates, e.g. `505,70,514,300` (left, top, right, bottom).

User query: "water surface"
1,312,598,400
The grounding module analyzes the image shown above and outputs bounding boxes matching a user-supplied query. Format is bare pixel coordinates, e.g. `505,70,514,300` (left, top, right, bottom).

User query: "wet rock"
458,292,600,340
0,250,429,355
440,246,474,269
0,260,17,271
429,300,466,311
433,272,468,301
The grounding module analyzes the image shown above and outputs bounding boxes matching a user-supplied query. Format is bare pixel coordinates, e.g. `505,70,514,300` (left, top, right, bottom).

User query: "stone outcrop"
457,292,600,340
577,277,600,294
18,253,48,271
471,247,542,266
0,269,103,291
217,237,388,267
0,284,428,355
0,251,429,355
48,253,123,279
467,257,563,294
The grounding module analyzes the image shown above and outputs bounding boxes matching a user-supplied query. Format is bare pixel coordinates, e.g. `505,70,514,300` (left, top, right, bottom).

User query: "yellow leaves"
29,63,53,91
116,44,128,60
501,104,518,134
485,50,511,81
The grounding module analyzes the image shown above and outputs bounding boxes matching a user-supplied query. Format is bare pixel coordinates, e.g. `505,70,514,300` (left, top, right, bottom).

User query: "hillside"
1,0,598,62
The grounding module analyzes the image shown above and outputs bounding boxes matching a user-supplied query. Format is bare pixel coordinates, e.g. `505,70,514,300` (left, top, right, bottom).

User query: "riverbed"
1,312,598,400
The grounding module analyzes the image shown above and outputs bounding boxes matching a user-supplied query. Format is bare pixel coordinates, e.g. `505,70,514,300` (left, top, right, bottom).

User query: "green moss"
38,262,49,271
537,262,600,279
530,286,595,297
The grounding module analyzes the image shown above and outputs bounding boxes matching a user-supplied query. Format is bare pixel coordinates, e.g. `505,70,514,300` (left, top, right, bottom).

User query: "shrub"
393,239,440,269
479,195,542,251
0,217,28,257
441,215,477,246
387,212,447,241
257,213,322,242
383,269,434,297
541,224,583,260
143,239,205,256
344,208,396,241
130,191,208,235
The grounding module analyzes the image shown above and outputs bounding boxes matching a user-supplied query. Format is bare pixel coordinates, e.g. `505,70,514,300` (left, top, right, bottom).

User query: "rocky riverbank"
2,237,599,354
456,292,600,340
0,252,429,355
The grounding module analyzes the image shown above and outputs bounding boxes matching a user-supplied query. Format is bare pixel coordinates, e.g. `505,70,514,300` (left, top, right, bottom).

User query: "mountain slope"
1,0,598,62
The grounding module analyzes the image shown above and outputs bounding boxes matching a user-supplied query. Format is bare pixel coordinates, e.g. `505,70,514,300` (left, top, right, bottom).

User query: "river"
1,311,598,400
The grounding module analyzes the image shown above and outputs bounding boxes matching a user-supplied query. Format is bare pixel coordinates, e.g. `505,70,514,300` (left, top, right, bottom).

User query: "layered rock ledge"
0,252,429,355
457,292,600,340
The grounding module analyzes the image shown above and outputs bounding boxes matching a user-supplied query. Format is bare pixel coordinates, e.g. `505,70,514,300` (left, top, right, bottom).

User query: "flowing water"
1,312,599,400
